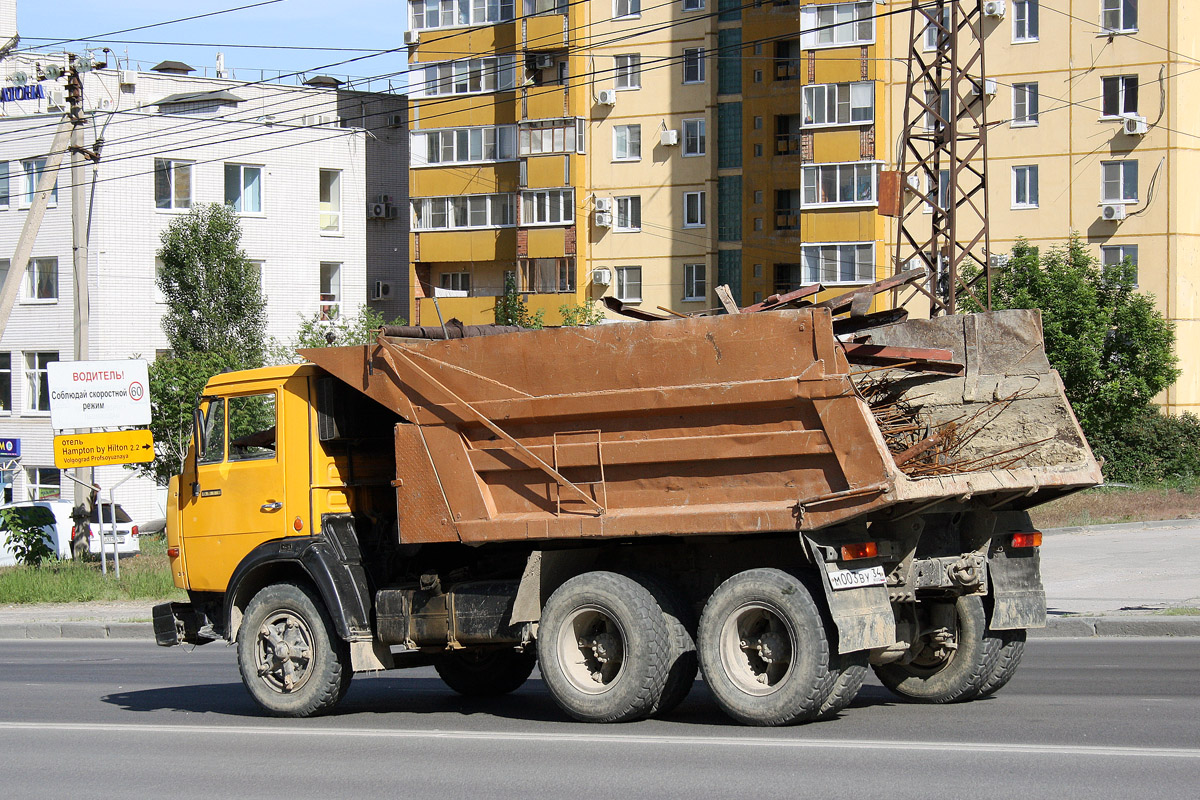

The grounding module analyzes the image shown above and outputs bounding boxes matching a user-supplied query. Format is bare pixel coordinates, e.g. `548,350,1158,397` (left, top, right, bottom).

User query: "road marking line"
0,721,1195,759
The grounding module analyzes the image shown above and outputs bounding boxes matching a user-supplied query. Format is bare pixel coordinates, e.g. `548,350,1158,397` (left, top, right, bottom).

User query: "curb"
1042,518,1199,536
1030,615,1200,638
0,622,153,641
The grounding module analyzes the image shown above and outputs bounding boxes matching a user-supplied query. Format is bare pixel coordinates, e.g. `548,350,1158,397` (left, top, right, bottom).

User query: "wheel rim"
556,604,626,695
719,601,796,696
253,610,316,694
906,604,961,676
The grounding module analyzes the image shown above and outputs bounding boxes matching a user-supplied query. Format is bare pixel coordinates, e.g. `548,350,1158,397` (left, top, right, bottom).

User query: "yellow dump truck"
154,307,1100,725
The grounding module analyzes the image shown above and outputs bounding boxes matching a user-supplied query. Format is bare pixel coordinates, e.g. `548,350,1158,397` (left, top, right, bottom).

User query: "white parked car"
0,499,140,565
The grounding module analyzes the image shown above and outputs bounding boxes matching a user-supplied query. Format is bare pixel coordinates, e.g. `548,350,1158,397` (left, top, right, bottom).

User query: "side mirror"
191,405,204,497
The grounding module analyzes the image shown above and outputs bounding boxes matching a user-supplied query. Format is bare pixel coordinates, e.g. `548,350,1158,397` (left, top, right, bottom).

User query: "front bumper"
152,602,218,647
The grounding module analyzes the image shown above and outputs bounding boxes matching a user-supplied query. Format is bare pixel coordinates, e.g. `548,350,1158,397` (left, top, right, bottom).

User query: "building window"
1012,82,1039,126
683,0,704,10
422,55,517,97
25,467,60,500
801,243,874,284
1012,165,1039,208
615,55,641,89
615,195,641,231
0,353,9,413
1101,0,1137,33
753,144,763,157
614,0,640,17
519,119,584,156
441,272,471,293
923,7,950,51
0,161,8,209
1101,245,1138,284
527,0,568,14
613,124,641,161
154,159,192,210
410,0,516,29
412,194,517,230
801,162,878,207
776,189,801,230
683,263,706,301
224,164,262,213
776,115,802,155
682,118,706,156
520,258,575,293
927,169,951,212
1101,75,1138,117
801,2,875,48
319,169,341,233
683,48,706,84
25,351,57,412
924,87,952,132
802,82,874,128
21,158,58,207
684,191,706,227
616,266,642,302
521,188,575,225
415,126,517,166
1102,160,1138,202
774,39,802,82
23,257,58,302
1013,0,1039,41
319,262,341,320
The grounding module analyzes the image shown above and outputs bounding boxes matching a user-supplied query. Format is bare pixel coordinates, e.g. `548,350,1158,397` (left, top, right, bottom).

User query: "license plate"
829,565,886,590
101,536,126,544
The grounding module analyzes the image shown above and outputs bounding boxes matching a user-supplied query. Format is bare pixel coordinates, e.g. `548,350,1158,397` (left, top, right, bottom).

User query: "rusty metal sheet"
393,425,460,544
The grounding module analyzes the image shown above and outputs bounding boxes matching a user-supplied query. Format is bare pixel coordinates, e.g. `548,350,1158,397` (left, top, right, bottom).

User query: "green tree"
0,507,55,567
969,235,1178,436
156,203,267,366
558,299,605,326
269,306,407,364
494,275,544,329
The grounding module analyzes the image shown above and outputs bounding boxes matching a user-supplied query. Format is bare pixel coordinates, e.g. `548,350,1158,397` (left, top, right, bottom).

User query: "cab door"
182,389,286,591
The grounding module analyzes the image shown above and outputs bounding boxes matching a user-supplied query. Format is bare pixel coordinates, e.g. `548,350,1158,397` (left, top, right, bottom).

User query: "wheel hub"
558,606,627,694
721,602,797,696
254,613,314,694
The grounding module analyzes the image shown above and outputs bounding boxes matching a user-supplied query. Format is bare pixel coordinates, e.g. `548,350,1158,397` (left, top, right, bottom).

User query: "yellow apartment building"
895,0,1199,413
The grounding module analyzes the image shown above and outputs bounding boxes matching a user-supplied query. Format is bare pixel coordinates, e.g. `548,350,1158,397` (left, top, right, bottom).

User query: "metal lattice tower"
893,0,991,316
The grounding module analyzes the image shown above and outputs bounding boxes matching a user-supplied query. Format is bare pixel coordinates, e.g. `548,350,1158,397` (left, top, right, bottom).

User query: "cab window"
228,393,277,461
199,399,226,464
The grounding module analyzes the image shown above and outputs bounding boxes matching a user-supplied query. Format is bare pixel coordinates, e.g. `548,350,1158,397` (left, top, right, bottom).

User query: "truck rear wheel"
435,648,537,697
816,650,869,720
236,582,351,718
537,571,670,723
697,568,831,726
625,572,698,718
873,595,1000,704
977,628,1026,698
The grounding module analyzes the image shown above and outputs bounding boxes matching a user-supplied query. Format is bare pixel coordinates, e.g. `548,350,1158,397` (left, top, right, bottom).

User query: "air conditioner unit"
594,211,613,228
592,267,613,286
369,202,396,219
594,197,613,213
387,114,405,128
1122,114,1148,136
597,89,617,106
119,70,138,87
983,0,1006,18
660,128,680,146
374,194,394,205
371,280,393,300
47,89,66,109
404,30,420,45
532,54,556,70
1101,203,1127,221
969,78,998,97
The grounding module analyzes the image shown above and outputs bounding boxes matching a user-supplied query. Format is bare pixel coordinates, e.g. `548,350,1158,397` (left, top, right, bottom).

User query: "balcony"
416,291,575,327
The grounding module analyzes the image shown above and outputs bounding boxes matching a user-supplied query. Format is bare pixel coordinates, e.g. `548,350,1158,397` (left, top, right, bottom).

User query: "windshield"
88,504,133,524
0,506,56,529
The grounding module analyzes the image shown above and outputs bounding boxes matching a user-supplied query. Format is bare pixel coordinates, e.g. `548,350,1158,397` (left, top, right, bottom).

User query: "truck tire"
873,595,1000,704
630,573,698,718
977,628,1026,698
236,582,351,718
435,648,537,697
816,650,869,720
537,571,670,723
697,568,831,726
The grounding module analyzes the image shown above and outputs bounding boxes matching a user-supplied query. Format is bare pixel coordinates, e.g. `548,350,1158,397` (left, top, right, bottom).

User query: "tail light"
1011,531,1042,548
131,525,139,537
841,541,878,560
166,546,180,558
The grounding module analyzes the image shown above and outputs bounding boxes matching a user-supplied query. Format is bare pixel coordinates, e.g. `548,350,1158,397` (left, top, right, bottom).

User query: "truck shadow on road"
102,674,902,726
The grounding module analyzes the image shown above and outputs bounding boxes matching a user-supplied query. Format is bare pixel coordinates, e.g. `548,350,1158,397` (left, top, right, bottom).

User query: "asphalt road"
0,638,1196,799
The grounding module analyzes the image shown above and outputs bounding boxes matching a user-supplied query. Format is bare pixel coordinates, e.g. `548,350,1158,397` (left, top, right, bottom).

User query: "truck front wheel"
435,648,537,697
236,582,351,717
537,571,670,723
873,595,1000,704
697,568,832,726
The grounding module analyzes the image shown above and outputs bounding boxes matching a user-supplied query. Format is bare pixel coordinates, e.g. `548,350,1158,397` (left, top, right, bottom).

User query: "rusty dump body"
303,307,1101,546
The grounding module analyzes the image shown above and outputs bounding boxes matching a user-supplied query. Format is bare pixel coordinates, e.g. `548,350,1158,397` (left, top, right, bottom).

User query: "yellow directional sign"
54,429,155,469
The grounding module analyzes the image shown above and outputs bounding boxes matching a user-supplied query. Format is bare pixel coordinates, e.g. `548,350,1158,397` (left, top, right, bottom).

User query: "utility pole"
66,53,102,504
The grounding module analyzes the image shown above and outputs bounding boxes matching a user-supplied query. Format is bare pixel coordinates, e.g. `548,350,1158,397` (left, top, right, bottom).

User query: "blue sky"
16,0,409,91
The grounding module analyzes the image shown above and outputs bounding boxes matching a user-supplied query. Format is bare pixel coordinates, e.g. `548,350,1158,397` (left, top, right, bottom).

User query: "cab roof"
204,362,322,391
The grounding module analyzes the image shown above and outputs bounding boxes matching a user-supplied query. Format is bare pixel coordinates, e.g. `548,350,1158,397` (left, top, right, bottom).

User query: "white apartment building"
0,52,409,520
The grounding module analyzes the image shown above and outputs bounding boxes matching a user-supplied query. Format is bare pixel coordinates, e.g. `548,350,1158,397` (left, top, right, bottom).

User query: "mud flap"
988,541,1046,629
804,539,896,653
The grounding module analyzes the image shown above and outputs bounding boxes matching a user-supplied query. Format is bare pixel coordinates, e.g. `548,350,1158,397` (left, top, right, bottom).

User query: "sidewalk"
2,520,1199,640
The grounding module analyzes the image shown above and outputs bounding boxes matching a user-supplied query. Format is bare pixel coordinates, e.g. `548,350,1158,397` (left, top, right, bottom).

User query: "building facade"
0,53,408,518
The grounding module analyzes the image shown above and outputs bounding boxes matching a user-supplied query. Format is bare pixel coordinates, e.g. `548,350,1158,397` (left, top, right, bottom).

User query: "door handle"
261,502,283,512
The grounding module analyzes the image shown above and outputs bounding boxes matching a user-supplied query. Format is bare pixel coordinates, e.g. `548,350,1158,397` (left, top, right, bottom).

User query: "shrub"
1089,408,1200,484
0,508,55,567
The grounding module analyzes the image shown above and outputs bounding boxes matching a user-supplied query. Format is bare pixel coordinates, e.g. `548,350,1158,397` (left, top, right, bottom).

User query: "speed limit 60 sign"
47,360,151,430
